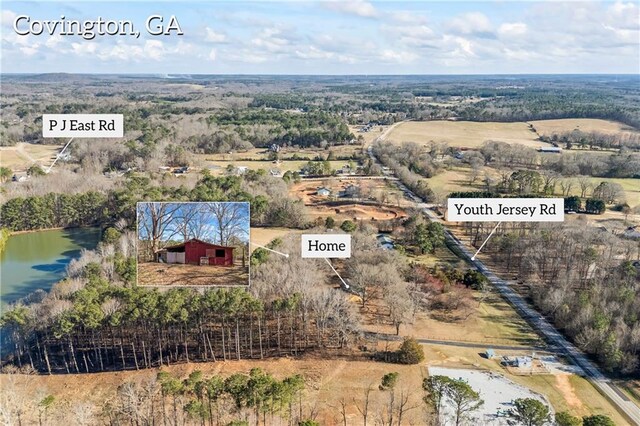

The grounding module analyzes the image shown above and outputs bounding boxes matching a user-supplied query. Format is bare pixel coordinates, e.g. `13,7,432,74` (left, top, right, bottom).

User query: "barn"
156,238,235,266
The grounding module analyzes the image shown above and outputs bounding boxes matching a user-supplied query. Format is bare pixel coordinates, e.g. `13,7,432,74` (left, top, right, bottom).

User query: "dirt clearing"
137,263,249,287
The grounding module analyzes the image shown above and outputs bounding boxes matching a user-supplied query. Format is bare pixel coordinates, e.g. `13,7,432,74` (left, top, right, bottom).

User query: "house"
339,184,361,198
317,187,331,197
156,238,235,266
377,234,394,250
485,349,496,359
538,147,562,153
516,356,532,368
622,226,640,240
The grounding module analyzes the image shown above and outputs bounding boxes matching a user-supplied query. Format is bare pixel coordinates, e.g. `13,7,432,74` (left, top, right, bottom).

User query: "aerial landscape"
1,1,639,425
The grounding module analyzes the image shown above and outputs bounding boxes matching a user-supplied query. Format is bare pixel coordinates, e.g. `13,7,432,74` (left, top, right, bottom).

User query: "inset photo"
136,202,250,287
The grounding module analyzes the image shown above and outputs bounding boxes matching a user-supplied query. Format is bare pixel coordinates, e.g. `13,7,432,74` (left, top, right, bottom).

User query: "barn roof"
155,238,236,252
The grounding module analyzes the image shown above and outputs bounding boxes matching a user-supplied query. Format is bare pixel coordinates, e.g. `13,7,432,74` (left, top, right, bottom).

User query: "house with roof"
156,238,235,266
316,187,331,196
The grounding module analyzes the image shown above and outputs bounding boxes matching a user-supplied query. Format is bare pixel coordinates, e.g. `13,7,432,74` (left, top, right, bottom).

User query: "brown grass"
388,121,545,149
250,227,304,252
0,143,61,171
0,357,428,426
529,118,639,136
137,263,249,287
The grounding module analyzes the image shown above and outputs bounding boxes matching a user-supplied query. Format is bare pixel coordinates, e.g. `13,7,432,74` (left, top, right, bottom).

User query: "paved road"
367,143,640,425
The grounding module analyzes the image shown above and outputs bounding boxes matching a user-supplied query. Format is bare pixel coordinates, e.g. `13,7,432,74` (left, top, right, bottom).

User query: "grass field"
530,118,639,136
137,263,249,286
0,143,61,171
199,159,349,175
197,144,362,162
387,120,546,149
583,177,640,207
250,227,304,252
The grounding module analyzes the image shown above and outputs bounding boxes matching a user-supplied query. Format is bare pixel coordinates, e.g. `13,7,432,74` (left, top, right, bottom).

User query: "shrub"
397,337,424,364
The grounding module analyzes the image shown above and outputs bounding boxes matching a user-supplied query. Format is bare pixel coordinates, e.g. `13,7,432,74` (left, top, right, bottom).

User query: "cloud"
20,45,39,56
448,12,493,36
379,50,418,64
205,27,227,43
208,48,217,61
389,11,428,25
251,27,294,53
71,42,98,55
324,0,377,18
96,40,174,62
295,45,333,60
498,22,527,37
45,35,64,49
1,9,16,27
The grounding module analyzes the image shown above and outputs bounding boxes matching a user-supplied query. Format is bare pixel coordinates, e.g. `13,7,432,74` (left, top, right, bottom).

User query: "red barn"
157,238,235,266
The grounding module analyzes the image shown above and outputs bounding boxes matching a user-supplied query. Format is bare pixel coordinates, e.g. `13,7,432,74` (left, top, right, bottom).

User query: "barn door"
176,252,185,264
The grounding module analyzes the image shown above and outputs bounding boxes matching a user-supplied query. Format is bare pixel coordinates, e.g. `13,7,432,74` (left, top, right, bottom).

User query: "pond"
0,227,101,311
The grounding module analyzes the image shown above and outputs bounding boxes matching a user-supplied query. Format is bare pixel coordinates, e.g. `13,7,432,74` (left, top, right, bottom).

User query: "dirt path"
555,373,585,410
15,142,37,163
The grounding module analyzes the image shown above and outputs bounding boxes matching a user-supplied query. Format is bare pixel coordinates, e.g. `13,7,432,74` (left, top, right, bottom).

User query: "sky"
1,1,639,74
138,202,250,244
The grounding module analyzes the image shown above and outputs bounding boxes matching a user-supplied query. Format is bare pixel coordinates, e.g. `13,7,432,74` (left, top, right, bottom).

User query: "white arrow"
250,242,289,258
46,137,74,173
471,221,502,261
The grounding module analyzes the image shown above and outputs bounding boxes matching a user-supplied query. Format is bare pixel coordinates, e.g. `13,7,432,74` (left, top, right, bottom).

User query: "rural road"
366,142,640,425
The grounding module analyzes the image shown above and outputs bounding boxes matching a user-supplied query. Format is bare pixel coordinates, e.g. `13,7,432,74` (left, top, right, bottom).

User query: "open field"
250,227,304,252
364,289,544,348
387,121,546,149
195,144,362,162
349,124,388,146
1,348,627,425
0,357,429,426
199,159,349,176
0,143,61,172
530,118,639,136
137,263,249,286
583,177,640,207
425,167,487,197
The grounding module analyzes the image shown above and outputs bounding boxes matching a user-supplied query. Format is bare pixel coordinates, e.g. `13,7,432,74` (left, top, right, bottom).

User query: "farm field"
364,287,543,347
349,124,388,146
0,143,61,172
387,120,546,149
425,167,485,197
196,144,362,162
250,227,304,252
137,263,249,287
200,159,349,175
583,177,640,208
529,118,639,136
0,357,428,426
2,345,627,426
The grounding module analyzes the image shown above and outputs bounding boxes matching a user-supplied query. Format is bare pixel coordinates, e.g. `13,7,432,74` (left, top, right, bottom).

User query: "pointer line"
46,137,74,173
470,221,502,261
250,242,289,258
324,258,350,290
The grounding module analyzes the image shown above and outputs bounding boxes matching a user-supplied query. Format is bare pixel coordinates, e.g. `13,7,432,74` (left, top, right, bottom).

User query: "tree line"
0,173,309,232
461,222,640,376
